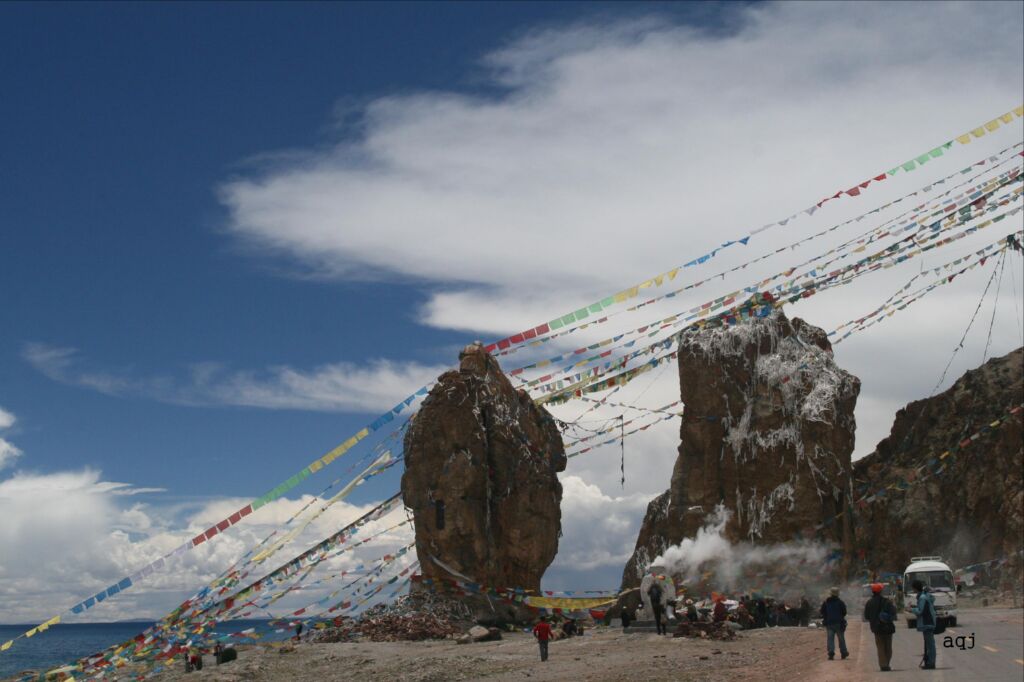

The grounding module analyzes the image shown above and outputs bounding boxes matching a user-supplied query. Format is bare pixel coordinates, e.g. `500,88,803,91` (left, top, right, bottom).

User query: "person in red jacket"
712,596,728,623
532,616,553,662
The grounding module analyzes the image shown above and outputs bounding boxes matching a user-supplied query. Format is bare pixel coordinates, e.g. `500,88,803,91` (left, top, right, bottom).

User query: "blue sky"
1,1,1022,624
0,1,745,501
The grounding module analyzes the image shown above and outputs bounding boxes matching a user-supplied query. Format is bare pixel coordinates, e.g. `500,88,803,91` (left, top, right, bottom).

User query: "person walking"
912,579,938,669
863,583,896,671
648,581,666,635
819,587,849,660
533,616,553,662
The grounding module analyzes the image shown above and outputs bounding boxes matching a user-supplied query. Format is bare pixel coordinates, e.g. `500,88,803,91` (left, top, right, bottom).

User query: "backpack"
877,599,896,635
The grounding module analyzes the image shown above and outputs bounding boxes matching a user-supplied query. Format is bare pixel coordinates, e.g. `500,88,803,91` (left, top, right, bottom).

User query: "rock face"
853,347,1023,575
401,342,567,594
622,302,860,590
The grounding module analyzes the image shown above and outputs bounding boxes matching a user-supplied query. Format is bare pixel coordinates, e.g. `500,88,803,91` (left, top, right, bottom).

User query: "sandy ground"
154,625,834,682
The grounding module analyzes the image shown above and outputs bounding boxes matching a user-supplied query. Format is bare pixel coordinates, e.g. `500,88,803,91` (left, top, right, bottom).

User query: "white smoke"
651,506,829,592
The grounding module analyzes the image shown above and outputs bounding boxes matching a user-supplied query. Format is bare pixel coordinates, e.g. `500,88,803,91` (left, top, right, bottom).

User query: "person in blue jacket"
912,579,937,669
819,586,849,660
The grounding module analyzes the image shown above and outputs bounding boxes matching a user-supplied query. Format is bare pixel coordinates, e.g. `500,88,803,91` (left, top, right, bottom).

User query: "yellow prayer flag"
355,428,369,440
654,275,664,286
525,595,616,610
956,133,971,144
308,460,323,473
0,640,12,651
1015,105,1024,117
626,286,639,298
25,628,37,638
1000,113,1014,123
970,127,986,138
984,119,1000,132
613,291,628,303
940,451,951,459
668,268,679,280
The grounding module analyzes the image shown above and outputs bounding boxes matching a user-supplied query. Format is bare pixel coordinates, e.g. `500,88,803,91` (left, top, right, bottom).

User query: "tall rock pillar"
401,342,567,593
622,299,860,589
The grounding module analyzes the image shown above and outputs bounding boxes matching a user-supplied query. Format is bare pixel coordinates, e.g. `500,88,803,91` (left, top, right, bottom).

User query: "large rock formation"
622,300,860,590
401,342,567,595
853,347,1023,576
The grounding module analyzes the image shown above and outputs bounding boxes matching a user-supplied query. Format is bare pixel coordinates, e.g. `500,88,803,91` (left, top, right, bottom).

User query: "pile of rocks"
672,622,738,641
310,594,472,643
455,625,504,644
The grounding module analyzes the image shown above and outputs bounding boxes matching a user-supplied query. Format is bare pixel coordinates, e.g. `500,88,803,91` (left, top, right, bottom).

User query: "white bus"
903,556,957,627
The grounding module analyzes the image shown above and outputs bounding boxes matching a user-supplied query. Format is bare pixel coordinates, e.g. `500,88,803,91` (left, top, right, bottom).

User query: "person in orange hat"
712,594,728,623
863,583,896,671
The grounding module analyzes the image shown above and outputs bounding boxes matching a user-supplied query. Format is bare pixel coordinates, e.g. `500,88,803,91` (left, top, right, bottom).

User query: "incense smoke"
651,506,830,592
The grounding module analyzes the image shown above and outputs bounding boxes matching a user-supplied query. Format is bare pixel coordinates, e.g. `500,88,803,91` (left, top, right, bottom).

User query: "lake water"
0,620,277,678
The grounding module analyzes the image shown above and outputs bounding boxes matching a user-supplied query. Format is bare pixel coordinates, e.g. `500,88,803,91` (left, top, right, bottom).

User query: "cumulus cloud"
0,406,22,471
214,1,1024,466
22,342,447,414
543,474,654,589
0,465,413,623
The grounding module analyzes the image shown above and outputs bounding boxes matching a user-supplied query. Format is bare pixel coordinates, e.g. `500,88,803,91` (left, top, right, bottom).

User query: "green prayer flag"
600,297,614,307
574,308,589,320
588,302,602,314
549,318,564,330
561,313,575,325
902,160,917,171
929,147,944,158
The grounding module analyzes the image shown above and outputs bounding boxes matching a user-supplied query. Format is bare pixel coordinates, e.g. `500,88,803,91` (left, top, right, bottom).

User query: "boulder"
853,347,1023,580
401,342,567,609
622,299,860,590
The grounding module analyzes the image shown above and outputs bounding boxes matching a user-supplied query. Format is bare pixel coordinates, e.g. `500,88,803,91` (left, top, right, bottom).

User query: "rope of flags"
504,144,1024,366
521,178,1023,399
484,105,1024,357
9,110,1024,667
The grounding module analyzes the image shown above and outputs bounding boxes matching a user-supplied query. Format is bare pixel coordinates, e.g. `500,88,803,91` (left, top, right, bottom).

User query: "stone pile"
672,621,738,641
310,594,471,643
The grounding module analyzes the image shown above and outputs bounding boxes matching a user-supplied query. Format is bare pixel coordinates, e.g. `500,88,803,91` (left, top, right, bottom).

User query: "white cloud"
214,0,1024,468
0,465,413,623
0,406,22,471
220,1,1022,332
22,342,447,414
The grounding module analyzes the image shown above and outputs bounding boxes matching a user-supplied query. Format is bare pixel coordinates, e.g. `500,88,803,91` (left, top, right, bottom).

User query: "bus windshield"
906,570,954,590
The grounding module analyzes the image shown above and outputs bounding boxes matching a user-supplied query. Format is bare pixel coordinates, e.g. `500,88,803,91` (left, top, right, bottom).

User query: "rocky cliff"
401,342,567,595
621,300,860,590
853,347,1023,575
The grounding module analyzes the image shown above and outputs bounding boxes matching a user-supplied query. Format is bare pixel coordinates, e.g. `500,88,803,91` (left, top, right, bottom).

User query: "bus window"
905,571,953,590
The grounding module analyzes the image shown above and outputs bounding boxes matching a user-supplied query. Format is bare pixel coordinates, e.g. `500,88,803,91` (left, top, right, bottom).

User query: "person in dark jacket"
648,581,667,635
799,597,811,627
863,583,896,671
620,605,633,630
912,579,938,669
819,587,849,660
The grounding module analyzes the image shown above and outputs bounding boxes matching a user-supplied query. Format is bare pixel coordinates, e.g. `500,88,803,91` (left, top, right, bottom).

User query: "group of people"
825,581,940,671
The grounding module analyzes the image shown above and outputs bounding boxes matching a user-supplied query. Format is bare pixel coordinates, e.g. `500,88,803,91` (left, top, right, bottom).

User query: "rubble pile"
310,594,472,643
672,621,738,641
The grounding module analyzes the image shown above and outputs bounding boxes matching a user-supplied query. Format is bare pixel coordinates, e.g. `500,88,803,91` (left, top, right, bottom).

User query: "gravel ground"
152,625,831,682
